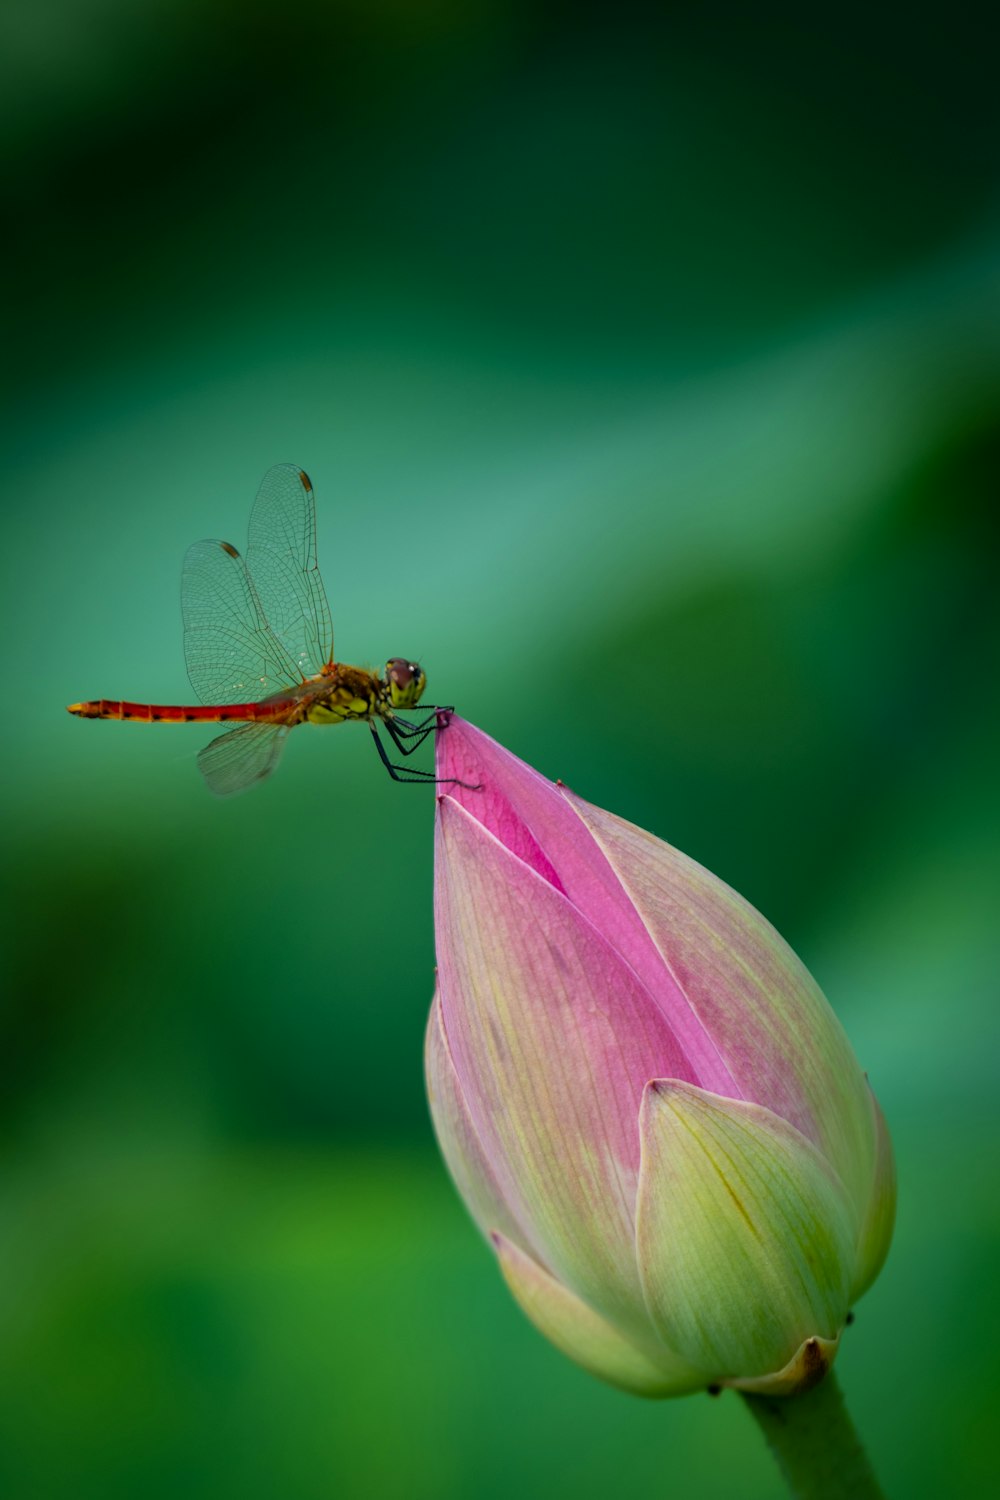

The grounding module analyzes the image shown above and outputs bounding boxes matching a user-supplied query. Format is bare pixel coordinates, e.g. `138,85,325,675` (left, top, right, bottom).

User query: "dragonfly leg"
386,705,457,755
385,716,437,757
392,705,454,736
369,723,480,788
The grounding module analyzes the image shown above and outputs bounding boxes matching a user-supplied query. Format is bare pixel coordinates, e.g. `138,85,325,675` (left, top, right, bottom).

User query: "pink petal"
565,791,878,1207
435,793,695,1333
436,717,740,1096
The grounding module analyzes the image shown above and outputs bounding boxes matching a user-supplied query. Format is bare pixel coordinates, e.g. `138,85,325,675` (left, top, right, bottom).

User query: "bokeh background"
2,3,999,1496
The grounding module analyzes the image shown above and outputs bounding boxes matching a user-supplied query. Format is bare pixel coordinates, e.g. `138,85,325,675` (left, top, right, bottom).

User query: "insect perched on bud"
66,465,471,795
427,718,895,1397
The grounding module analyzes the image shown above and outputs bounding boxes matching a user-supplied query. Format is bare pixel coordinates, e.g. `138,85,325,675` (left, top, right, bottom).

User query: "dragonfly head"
384,658,427,710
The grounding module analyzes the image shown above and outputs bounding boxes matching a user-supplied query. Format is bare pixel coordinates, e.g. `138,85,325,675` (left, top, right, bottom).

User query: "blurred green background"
2,3,999,1496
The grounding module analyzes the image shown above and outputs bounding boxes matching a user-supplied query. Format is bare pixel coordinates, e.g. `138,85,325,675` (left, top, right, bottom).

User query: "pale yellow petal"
637,1081,855,1382
850,1082,896,1302
493,1233,704,1398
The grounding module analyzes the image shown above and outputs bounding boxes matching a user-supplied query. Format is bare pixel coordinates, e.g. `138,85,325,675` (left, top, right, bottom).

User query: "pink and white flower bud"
427,718,895,1397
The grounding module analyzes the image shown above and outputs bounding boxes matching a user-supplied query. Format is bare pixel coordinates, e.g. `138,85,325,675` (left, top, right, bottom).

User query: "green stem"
740,1371,886,1500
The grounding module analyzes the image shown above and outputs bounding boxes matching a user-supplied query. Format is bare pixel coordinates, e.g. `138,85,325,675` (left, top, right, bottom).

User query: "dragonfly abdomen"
66,699,298,724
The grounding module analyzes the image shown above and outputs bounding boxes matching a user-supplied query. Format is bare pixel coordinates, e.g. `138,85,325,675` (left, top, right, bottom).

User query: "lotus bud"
426,718,894,1397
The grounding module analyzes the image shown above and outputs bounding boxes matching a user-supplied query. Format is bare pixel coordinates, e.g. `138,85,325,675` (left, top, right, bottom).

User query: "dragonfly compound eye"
386,658,426,708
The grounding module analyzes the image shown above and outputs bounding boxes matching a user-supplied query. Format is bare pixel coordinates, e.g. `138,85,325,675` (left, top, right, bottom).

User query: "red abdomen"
66,699,296,723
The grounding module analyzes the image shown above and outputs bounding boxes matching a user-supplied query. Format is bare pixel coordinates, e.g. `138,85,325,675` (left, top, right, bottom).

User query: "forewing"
197,723,290,797
182,538,302,705
246,465,334,677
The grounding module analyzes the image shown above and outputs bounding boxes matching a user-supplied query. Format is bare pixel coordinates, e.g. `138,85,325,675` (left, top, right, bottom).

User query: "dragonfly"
68,464,472,797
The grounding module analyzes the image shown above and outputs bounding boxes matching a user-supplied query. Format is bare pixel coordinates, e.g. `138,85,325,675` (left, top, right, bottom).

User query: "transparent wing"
246,465,334,678
197,722,290,797
182,538,303,705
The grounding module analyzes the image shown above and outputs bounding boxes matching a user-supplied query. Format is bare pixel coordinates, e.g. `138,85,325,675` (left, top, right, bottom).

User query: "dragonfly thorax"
300,660,427,726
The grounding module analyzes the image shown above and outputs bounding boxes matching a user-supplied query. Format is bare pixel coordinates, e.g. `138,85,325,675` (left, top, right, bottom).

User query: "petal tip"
728,1332,841,1396
641,1076,693,1113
